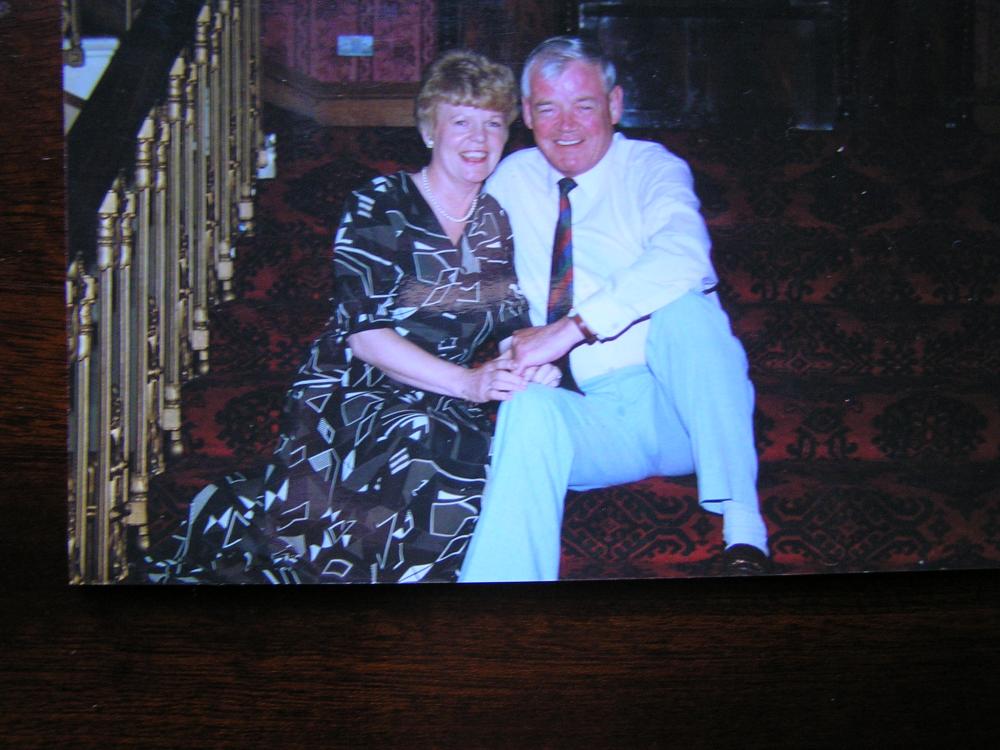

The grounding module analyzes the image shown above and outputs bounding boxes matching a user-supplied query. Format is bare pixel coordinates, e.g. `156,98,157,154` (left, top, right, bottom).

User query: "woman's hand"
462,355,527,403
347,329,540,403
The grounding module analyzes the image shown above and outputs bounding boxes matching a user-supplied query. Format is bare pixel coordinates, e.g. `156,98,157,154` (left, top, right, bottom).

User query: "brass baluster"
119,190,150,556
148,114,168,478
162,62,186,457
133,116,162,485
224,0,240,251
172,55,195,384
62,0,83,66
67,256,95,584
191,5,212,373
211,2,236,303
249,0,266,214
232,0,253,236
95,188,118,582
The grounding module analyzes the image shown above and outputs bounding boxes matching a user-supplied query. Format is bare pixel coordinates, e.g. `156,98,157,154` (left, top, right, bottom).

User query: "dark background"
3,2,999,747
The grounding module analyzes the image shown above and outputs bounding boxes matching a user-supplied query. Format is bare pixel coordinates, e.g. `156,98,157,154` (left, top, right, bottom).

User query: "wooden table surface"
2,2,997,747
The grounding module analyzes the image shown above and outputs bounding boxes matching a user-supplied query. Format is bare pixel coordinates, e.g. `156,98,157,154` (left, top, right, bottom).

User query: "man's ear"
608,85,624,126
521,97,534,130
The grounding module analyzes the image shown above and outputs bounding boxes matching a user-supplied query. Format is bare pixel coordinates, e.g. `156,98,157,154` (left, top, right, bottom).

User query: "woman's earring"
426,140,434,149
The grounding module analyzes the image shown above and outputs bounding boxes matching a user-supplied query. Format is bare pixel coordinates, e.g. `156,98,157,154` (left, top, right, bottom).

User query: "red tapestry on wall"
261,0,438,84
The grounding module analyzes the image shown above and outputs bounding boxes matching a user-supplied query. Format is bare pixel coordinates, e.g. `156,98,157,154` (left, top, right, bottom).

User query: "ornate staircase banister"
67,0,261,584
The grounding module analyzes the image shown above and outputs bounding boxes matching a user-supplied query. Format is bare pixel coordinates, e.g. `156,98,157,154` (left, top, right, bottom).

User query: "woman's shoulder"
477,191,513,224
478,190,503,212
341,171,420,235
351,171,414,203
472,192,513,244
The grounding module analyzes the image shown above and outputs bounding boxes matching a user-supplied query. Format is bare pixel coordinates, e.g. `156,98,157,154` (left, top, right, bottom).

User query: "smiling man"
459,36,770,582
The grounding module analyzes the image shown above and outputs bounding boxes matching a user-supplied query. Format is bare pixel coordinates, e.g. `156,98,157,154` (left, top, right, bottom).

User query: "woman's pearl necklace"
421,167,478,223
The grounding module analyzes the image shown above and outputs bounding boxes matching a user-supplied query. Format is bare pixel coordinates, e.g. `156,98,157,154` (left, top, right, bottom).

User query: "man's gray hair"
521,36,617,98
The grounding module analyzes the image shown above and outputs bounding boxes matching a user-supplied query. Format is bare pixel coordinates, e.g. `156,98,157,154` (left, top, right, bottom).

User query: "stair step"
560,460,1000,579
147,453,1000,580
733,302,1000,380
178,366,998,464
231,215,332,304
713,221,1000,306
179,374,287,462
201,296,1000,382
203,298,329,376
753,378,999,462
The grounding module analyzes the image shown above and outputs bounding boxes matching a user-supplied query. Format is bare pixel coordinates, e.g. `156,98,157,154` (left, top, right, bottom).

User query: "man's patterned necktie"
547,177,582,393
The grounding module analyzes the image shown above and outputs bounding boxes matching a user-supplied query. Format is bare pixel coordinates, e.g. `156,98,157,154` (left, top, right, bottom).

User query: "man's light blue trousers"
459,291,767,582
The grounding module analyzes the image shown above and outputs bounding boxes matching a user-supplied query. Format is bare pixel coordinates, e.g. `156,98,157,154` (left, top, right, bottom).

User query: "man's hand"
522,363,563,387
508,317,585,374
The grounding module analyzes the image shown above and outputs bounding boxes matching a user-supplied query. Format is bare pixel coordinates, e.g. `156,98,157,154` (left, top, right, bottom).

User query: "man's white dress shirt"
486,132,718,384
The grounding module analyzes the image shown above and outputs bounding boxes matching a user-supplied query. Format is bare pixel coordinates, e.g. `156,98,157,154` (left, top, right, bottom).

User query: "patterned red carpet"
143,106,1000,581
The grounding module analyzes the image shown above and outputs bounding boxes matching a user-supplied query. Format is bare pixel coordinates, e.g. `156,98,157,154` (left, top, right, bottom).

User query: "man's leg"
458,384,577,582
459,367,696,583
645,292,769,555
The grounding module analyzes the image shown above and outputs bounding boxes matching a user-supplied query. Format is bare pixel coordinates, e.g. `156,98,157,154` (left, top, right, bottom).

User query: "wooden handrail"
66,0,205,265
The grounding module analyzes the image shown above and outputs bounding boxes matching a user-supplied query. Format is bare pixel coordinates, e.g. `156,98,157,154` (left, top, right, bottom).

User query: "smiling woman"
412,50,519,241
142,49,552,585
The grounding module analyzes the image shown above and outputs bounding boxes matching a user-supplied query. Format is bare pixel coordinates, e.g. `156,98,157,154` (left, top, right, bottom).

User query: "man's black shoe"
723,544,771,576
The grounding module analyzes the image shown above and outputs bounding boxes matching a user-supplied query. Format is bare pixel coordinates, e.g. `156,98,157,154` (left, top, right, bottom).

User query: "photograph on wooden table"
65,0,1000,585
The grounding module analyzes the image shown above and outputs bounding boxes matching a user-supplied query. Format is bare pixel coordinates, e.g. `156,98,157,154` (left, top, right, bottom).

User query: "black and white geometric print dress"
148,172,530,584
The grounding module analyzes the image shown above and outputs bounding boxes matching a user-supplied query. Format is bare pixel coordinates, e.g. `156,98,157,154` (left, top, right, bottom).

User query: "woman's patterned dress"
148,172,529,584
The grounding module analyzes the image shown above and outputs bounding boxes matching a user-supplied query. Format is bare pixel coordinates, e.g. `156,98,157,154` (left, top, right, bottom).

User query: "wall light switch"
337,35,374,57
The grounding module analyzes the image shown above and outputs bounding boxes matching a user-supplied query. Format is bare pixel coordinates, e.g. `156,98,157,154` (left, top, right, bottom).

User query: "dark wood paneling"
261,61,420,127
2,1,999,747
578,0,980,130
580,0,845,129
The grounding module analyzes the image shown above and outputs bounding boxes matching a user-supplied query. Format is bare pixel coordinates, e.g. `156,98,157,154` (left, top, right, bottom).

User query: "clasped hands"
468,317,584,402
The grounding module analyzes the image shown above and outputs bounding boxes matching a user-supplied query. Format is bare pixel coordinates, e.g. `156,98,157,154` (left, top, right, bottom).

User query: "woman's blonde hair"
415,50,519,138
